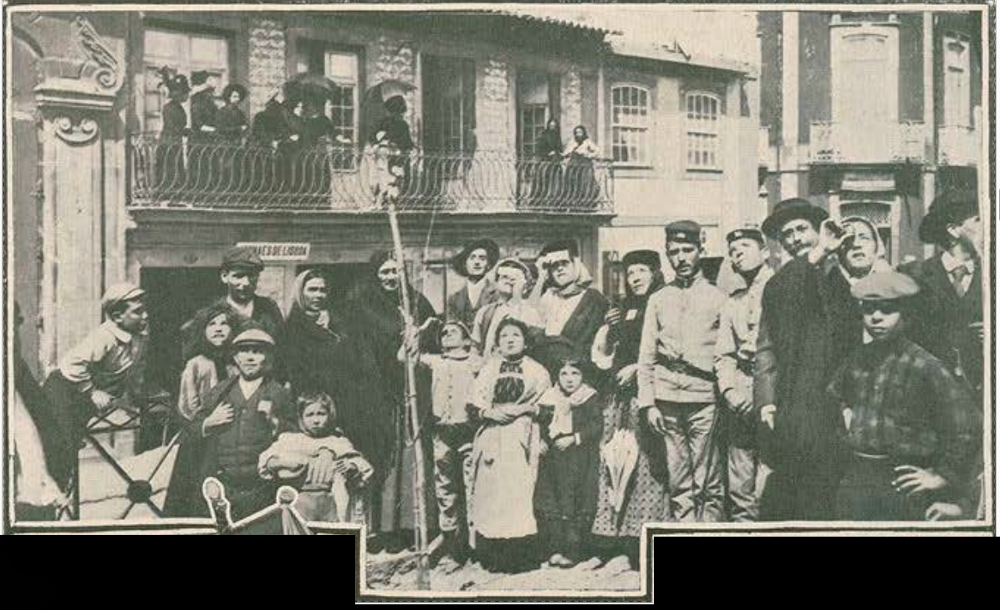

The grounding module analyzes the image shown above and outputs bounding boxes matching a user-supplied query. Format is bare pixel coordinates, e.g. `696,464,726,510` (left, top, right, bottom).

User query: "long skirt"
375,400,436,536
591,394,671,539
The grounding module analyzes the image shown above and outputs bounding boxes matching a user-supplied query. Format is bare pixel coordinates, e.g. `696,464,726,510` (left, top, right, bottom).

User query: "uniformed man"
638,220,727,522
715,227,774,522
42,283,150,493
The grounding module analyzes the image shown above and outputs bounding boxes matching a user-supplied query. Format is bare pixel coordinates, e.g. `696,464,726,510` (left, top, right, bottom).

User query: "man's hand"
893,466,948,496
553,436,577,452
645,407,668,436
616,364,639,387
969,322,984,344
484,408,517,426
90,390,115,413
306,450,337,487
334,459,360,477
808,220,852,265
926,502,964,521
761,405,777,431
724,389,753,417
203,403,236,430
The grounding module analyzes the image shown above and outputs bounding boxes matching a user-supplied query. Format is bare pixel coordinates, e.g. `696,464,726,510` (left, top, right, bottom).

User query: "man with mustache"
754,198,854,520
715,228,773,522
447,239,502,330
637,221,727,522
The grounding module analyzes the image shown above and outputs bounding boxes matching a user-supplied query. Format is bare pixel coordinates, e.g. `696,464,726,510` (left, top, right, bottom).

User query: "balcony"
938,125,979,167
127,135,614,215
809,121,926,165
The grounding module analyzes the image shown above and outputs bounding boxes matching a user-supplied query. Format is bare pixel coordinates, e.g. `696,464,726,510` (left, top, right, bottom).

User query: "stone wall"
475,59,512,151
248,18,287,117
561,69,583,133
369,35,419,136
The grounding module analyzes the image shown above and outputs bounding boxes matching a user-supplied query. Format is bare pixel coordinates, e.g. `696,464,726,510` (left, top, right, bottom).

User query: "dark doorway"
294,262,370,310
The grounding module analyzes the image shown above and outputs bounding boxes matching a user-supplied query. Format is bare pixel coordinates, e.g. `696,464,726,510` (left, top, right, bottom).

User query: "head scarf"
838,216,891,282
288,269,331,329
545,257,595,299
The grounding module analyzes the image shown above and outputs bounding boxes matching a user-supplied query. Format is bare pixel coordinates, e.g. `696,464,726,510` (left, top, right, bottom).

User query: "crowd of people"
10,187,985,562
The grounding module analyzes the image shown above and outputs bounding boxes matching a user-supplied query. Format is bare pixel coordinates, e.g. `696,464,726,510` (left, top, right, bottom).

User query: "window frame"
684,90,724,173
323,49,362,149
942,32,972,128
610,83,652,168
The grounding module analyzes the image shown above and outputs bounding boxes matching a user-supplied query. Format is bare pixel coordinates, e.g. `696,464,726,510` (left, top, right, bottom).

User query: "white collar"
238,377,264,400
103,321,134,344
941,251,975,274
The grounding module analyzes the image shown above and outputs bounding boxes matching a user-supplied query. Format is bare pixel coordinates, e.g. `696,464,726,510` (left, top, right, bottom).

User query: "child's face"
234,344,268,379
302,402,331,436
497,326,526,358
559,365,584,394
205,313,233,348
861,300,904,342
440,325,471,352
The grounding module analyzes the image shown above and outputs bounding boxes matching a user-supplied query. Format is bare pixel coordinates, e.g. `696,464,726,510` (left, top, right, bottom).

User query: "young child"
468,318,551,573
534,355,603,567
828,271,980,521
400,320,483,566
177,303,237,421
258,392,373,523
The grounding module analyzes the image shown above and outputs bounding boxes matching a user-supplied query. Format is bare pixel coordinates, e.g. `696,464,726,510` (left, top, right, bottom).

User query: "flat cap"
726,227,765,245
851,271,921,301
102,283,145,314
664,220,703,245
232,328,275,347
222,246,264,272
622,249,661,271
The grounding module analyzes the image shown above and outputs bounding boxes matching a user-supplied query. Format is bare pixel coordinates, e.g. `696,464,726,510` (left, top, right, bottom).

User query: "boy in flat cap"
828,272,979,521
901,190,983,395
715,227,773,522
447,239,502,330
165,326,296,520
638,221,727,522
42,283,150,493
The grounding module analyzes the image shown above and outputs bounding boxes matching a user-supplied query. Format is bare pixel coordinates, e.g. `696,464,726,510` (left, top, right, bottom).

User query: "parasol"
601,428,641,518
361,79,418,145
285,72,340,104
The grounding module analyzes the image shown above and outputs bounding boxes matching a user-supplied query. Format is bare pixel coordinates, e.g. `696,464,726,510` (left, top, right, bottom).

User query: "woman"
472,257,542,358
531,118,564,205
371,95,414,200
590,249,669,568
281,270,380,459
562,125,601,210
177,302,237,421
155,68,190,192
216,83,249,192
469,318,551,573
344,251,437,550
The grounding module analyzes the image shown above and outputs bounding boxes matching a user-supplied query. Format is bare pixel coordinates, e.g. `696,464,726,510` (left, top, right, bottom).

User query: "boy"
828,271,980,521
401,320,482,567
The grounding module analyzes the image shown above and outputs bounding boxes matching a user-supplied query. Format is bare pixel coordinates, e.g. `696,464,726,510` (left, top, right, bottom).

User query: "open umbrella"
361,79,418,146
285,72,340,103
601,428,641,518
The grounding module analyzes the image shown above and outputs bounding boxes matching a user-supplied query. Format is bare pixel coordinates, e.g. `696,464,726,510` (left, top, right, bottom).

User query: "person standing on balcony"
216,83,249,192
562,125,601,210
637,222,727,523
754,198,856,521
533,239,609,378
155,68,189,192
344,250,438,552
714,228,774,522
447,238,501,330
371,95,414,199
189,71,220,192
531,118,564,206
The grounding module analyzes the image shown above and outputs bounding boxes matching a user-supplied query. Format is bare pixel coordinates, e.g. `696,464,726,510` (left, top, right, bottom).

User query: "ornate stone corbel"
73,15,122,92
53,115,100,144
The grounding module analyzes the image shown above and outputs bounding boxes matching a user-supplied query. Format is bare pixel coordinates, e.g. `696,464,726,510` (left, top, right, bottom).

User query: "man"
42,283,149,493
638,221,727,522
447,238,501,329
828,271,979,521
715,227,774,522
754,197,853,520
901,190,983,395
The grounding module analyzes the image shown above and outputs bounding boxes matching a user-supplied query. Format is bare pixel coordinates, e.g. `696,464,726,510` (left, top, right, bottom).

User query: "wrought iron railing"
128,134,614,214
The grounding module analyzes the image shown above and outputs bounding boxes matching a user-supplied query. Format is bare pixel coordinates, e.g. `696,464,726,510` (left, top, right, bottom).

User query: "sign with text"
236,242,311,262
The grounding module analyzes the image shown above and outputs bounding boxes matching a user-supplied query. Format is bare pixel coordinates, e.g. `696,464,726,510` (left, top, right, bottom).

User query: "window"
517,73,559,157
943,34,971,127
422,56,476,154
611,85,650,165
143,28,230,133
831,22,898,125
685,92,722,171
325,51,360,146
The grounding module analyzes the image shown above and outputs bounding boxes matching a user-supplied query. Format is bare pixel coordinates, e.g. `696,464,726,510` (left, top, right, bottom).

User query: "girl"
534,356,603,568
177,303,237,421
259,392,373,523
468,318,551,573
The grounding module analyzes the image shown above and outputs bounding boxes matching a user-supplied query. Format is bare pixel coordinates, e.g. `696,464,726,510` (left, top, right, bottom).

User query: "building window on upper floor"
685,91,722,171
423,56,476,155
943,33,972,128
611,85,650,166
325,51,361,148
830,20,898,126
143,28,230,134
518,72,560,158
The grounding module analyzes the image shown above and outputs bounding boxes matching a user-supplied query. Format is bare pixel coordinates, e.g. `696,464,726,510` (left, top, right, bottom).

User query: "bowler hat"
918,190,980,245
761,198,829,240
452,239,501,277
222,246,264,272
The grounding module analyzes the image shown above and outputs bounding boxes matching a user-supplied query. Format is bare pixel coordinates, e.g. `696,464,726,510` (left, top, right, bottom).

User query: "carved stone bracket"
53,115,100,144
73,15,122,92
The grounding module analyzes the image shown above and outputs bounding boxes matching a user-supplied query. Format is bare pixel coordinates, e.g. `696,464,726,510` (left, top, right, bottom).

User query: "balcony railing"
938,125,978,167
128,135,614,214
809,121,926,165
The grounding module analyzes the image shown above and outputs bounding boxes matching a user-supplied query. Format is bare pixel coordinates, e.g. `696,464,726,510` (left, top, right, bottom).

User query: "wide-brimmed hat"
918,190,980,245
222,83,248,102
452,239,501,276
761,198,829,240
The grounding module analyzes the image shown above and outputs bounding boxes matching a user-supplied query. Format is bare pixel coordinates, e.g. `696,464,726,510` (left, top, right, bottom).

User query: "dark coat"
534,288,610,376
190,89,219,140
217,104,248,141
900,255,984,393
446,281,500,330
372,115,414,151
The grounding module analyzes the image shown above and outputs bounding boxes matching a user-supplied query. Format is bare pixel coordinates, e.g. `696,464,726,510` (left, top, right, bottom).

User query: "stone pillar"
248,18,287,118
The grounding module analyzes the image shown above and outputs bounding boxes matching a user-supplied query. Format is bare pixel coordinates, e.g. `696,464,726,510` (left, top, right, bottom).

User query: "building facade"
758,11,984,265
